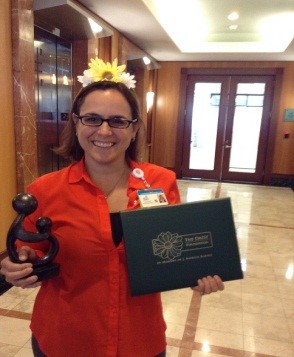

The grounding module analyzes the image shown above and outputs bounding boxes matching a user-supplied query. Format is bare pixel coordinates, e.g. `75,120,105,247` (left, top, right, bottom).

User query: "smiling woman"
0,57,224,357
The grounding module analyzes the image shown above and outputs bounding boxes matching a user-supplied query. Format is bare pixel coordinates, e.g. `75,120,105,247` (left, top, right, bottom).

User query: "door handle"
224,139,231,149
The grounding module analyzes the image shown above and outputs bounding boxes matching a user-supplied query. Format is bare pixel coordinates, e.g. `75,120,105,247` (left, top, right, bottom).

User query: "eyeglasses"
73,114,138,129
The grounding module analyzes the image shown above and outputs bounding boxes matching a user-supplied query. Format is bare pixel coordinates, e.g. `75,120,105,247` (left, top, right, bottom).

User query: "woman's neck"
84,157,130,197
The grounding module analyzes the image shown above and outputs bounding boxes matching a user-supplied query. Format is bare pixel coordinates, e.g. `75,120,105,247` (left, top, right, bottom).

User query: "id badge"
137,189,168,208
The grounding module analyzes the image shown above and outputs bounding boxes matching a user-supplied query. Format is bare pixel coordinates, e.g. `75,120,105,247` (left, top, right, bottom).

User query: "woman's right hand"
0,246,41,289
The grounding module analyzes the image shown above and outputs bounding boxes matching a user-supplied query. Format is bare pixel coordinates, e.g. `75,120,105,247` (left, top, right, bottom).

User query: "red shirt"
21,159,181,357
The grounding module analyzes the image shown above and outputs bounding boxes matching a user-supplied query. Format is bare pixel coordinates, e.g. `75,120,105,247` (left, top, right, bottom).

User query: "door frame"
175,67,283,184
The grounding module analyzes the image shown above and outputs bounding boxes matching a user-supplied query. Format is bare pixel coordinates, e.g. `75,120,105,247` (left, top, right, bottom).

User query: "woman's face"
76,89,138,168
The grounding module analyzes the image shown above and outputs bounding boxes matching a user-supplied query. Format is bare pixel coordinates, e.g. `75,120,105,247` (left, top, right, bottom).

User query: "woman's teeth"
93,141,114,148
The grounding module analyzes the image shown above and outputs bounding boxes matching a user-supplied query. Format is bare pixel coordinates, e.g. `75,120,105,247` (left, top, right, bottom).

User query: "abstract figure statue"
6,193,60,281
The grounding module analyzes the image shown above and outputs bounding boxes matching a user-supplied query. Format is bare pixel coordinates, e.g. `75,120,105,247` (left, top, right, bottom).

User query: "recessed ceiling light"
88,18,103,35
143,56,151,65
228,11,239,21
229,24,238,30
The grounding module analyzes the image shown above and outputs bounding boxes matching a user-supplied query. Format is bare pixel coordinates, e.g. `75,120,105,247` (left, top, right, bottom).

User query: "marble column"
11,0,38,192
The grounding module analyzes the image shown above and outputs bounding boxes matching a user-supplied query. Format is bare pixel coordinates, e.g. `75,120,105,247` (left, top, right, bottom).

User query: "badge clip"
132,168,150,188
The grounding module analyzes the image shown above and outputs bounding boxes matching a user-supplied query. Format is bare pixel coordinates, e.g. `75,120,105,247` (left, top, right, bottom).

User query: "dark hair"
54,81,146,162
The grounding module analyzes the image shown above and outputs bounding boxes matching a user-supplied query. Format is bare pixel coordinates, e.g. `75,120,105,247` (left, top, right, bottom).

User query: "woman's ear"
133,119,142,135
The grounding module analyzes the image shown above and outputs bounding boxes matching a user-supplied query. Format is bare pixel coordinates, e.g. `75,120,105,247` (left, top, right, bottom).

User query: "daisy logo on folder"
152,232,183,261
152,231,213,262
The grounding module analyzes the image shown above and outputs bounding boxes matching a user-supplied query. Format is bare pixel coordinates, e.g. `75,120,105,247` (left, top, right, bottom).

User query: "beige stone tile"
0,316,31,346
166,345,180,356
191,349,229,357
243,264,276,281
242,293,286,316
161,288,193,305
195,328,243,350
0,343,21,357
244,335,294,357
271,255,294,270
23,339,32,349
163,301,190,325
241,276,282,297
243,253,273,268
222,279,242,292
274,266,294,280
286,315,294,342
0,294,24,311
165,322,185,340
238,240,268,255
3,287,34,299
278,279,294,300
243,311,292,342
12,297,35,314
265,237,294,256
200,290,242,312
14,347,33,357
281,298,294,319
197,306,243,335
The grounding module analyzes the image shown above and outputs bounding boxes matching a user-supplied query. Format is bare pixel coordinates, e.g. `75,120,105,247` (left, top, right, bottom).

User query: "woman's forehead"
80,89,131,114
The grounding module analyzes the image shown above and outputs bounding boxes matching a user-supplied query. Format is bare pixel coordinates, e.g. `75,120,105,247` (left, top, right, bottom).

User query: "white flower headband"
77,57,136,89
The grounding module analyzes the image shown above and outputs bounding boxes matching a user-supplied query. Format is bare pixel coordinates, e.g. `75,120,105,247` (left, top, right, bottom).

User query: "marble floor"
0,181,293,357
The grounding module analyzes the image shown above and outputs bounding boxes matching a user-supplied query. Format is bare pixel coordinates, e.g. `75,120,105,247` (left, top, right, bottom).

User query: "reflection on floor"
0,181,293,357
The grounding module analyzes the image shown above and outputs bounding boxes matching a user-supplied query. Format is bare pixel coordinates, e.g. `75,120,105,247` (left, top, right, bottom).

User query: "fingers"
16,276,41,289
192,275,225,295
18,246,37,262
0,255,39,289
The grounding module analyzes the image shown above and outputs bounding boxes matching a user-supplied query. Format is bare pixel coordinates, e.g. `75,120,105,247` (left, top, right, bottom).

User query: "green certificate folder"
120,197,243,296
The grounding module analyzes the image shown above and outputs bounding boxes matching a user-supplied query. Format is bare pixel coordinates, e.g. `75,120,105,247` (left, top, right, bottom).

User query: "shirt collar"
68,158,148,190
68,159,92,184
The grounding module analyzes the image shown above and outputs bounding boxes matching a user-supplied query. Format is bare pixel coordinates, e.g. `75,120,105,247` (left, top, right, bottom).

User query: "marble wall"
12,0,38,192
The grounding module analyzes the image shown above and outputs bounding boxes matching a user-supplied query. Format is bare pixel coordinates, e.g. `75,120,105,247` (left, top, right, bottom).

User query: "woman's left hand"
192,275,224,295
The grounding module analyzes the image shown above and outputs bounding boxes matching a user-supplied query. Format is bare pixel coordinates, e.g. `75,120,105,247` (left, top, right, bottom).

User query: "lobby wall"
153,61,294,179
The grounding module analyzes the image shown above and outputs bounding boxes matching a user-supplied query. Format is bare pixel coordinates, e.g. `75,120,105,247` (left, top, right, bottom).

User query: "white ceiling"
78,0,294,61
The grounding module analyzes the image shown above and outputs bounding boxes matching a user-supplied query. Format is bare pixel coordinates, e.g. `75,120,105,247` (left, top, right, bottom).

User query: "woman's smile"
92,140,114,148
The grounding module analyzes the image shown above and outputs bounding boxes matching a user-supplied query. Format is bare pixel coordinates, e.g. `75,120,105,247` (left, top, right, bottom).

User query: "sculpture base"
31,263,60,281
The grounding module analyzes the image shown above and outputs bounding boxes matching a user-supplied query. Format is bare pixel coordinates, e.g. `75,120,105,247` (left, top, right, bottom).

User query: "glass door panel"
189,83,221,170
229,83,265,173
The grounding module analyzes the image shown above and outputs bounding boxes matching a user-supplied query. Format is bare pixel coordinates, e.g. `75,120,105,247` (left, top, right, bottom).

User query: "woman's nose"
96,121,112,134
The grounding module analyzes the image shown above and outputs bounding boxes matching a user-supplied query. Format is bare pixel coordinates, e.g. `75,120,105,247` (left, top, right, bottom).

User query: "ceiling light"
285,263,293,280
229,25,238,30
146,92,155,112
34,40,44,47
88,18,103,35
228,11,239,21
63,75,69,86
143,56,151,65
51,74,56,85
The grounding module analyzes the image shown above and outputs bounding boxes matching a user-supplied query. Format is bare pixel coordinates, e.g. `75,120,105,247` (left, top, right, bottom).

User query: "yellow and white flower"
77,69,93,87
77,57,136,89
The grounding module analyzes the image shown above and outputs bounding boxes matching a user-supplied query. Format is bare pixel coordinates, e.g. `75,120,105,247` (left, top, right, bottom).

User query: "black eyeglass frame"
73,113,138,129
